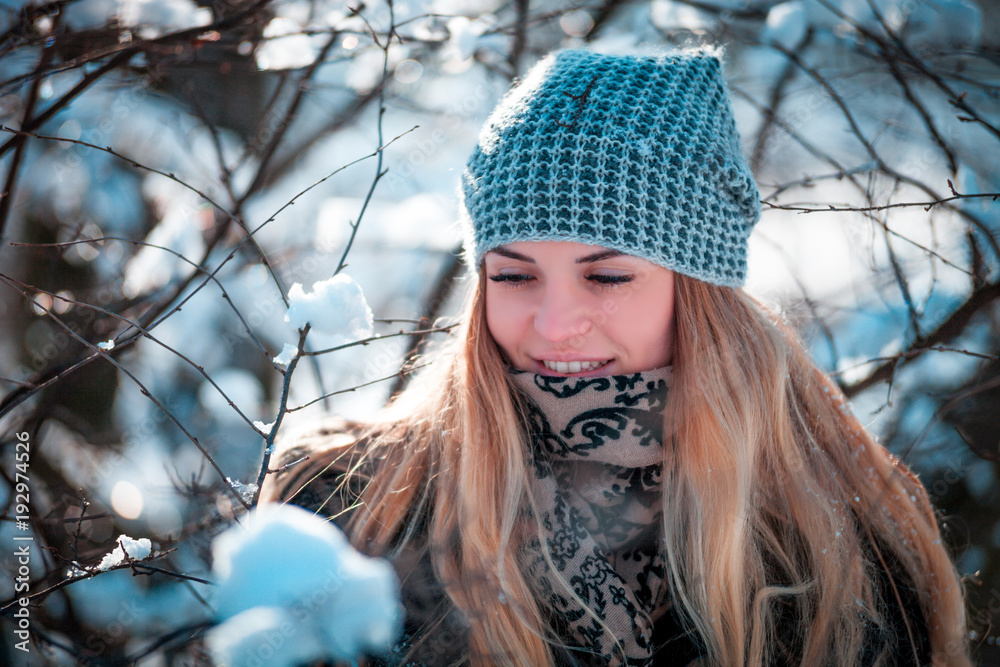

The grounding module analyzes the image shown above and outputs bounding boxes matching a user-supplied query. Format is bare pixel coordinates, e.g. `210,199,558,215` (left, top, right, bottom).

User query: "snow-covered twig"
252,327,309,505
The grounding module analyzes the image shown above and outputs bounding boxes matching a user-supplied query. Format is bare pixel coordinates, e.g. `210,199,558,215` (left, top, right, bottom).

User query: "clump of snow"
66,564,88,578
252,420,274,435
120,0,213,38
97,339,116,351
226,477,259,504
441,16,505,70
764,1,807,49
650,0,715,32
273,343,299,367
208,504,402,666
97,535,153,571
446,16,488,61
208,606,326,667
284,275,374,343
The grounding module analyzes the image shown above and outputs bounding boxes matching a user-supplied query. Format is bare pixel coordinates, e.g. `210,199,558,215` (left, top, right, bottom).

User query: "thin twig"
288,362,431,413
301,324,457,356
0,130,413,420
10,236,270,356
0,22,56,242
763,192,1000,214
0,276,249,510
842,281,1000,397
0,272,265,431
333,2,396,277
252,326,310,506
244,32,341,195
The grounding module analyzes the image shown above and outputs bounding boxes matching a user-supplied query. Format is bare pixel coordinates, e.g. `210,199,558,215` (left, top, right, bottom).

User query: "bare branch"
0,275,249,510
842,281,1000,397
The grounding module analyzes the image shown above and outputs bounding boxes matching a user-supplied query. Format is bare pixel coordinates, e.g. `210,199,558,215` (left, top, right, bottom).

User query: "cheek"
485,289,521,355
608,284,675,362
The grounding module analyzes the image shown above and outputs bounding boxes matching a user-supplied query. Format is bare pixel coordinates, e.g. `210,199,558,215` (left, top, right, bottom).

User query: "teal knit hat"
461,49,761,287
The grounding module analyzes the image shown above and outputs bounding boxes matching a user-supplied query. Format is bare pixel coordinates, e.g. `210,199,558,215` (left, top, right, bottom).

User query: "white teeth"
542,359,609,374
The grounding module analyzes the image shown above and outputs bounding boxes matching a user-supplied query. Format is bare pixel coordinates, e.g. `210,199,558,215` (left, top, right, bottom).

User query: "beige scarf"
511,367,672,666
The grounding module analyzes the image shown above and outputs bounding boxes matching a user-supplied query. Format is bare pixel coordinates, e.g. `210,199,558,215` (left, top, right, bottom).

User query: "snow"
764,1,808,49
96,535,153,571
119,0,213,38
209,504,402,666
226,477,259,504
314,193,460,251
649,0,715,32
284,274,374,344
97,339,116,351
273,343,299,367
445,16,490,62
252,420,275,435
208,606,326,667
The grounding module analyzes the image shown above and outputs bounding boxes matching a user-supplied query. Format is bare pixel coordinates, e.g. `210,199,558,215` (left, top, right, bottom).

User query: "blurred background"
0,0,997,664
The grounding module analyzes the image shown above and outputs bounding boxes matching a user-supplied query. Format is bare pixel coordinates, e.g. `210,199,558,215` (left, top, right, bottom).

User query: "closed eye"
488,273,534,284
587,274,634,285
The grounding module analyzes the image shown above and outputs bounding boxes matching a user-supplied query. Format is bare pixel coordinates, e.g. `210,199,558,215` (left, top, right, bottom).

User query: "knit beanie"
461,49,761,287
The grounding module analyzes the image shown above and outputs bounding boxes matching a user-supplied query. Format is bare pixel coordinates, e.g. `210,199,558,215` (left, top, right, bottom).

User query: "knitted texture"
461,49,761,287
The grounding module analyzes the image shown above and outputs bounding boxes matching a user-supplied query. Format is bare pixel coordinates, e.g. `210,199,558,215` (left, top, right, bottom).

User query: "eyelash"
487,274,634,289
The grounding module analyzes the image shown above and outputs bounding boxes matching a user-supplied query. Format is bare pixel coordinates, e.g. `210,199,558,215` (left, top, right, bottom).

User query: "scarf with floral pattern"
511,367,672,666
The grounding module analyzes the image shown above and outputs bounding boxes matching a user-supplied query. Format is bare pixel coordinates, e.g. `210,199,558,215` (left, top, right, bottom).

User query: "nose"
533,284,592,346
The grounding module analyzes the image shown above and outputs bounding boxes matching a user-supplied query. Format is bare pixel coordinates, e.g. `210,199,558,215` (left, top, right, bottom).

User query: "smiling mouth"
540,359,611,374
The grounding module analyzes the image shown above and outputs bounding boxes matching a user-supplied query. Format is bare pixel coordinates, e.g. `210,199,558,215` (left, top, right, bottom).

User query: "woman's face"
484,241,676,377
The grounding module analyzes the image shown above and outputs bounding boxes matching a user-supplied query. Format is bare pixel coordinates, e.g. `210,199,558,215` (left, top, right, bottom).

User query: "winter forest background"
0,0,998,664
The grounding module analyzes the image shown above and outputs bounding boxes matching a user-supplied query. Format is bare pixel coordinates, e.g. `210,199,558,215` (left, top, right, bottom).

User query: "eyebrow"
488,246,625,264
576,249,625,263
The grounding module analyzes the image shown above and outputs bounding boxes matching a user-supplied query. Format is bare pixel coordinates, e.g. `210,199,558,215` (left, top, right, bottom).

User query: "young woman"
260,49,969,666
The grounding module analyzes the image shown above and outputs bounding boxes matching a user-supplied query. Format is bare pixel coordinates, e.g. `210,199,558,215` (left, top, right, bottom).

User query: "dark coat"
260,419,931,667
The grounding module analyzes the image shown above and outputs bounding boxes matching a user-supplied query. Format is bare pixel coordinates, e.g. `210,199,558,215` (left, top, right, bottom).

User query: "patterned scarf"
511,367,672,667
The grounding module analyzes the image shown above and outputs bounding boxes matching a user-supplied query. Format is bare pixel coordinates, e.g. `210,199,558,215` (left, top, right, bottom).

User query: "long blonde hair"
279,270,969,666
